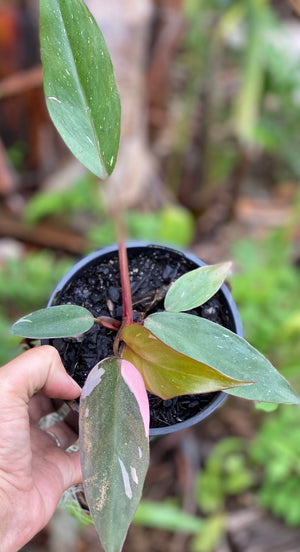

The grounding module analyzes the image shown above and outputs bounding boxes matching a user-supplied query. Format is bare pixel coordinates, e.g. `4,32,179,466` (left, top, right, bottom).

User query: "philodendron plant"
10,1,300,551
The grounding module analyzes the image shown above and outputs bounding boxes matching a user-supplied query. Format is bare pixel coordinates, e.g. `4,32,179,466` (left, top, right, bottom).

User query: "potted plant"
11,1,300,551
44,241,243,436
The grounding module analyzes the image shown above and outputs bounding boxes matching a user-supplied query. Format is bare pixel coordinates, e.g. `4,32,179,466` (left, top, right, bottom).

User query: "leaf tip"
223,260,233,273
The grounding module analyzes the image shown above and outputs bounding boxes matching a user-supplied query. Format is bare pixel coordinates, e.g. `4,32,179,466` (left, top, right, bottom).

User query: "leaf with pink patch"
122,324,248,400
79,357,150,552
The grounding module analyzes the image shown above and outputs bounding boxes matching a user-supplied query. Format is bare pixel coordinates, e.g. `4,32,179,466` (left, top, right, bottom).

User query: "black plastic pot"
47,242,243,437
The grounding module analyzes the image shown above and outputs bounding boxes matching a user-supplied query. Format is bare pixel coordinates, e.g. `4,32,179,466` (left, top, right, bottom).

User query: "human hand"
0,345,82,552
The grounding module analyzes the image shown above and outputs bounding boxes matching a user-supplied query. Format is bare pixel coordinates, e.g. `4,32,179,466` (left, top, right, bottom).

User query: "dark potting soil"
51,247,235,429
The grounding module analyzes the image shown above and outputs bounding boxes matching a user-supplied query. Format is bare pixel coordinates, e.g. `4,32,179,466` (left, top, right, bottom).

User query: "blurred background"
1,0,300,550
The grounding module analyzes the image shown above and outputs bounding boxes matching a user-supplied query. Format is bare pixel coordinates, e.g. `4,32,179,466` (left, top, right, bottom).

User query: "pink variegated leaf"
79,357,149,552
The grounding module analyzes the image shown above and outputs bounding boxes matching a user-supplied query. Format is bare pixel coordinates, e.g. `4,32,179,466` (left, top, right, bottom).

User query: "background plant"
250,405,300,526
2,0,300,549
0,251,72,364
194,405,300,530
231,226,300,386
195,437,254,516
24,175,195,250
10,0,300,548
166,0,300,216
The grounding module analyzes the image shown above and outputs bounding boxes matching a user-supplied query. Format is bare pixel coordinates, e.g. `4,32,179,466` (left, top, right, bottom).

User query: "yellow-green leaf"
145,312,300,405
122,324,248,400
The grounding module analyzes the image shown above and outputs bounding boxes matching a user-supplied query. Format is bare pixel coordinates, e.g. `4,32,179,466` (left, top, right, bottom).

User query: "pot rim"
47,241,243,436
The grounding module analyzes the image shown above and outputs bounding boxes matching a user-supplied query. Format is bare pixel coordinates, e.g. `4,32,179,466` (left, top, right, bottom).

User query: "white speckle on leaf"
131,466,139,485
138,447,142,459
48,96,62,104
86,136,93,145
118,458,132,499
84,407,89,417
81,366,105,398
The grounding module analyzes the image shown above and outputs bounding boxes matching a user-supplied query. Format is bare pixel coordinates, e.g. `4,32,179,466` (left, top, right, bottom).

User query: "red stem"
94,316,121,331
118,241,133,325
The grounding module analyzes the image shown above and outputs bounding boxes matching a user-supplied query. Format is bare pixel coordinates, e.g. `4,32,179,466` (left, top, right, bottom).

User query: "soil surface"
51,245,236,429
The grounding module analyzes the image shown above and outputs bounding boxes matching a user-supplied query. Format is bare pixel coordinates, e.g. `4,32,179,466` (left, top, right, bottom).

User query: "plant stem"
94,316,121,331
118,240,133,325
110,205,133,327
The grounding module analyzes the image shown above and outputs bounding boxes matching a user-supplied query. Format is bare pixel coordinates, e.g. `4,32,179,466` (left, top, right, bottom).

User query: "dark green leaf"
79,357,149,552
10,305,94,338
145,313,300,404
40,0,121,178
165,262,232,312
122,324,248,400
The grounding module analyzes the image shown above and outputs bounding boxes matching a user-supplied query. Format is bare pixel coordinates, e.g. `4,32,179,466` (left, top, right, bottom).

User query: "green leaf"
40,0,121,178
10,305,94,338
189,514,226,552
63,502,93,527
145,312,300,405
164,262,232,312
133,500,204,533
79,357,149,552
255,402,279,413
122,324,248,400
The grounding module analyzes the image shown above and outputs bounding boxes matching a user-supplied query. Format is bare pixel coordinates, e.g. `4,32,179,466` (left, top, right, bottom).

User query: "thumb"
0,346,81,405
58,450,83,490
